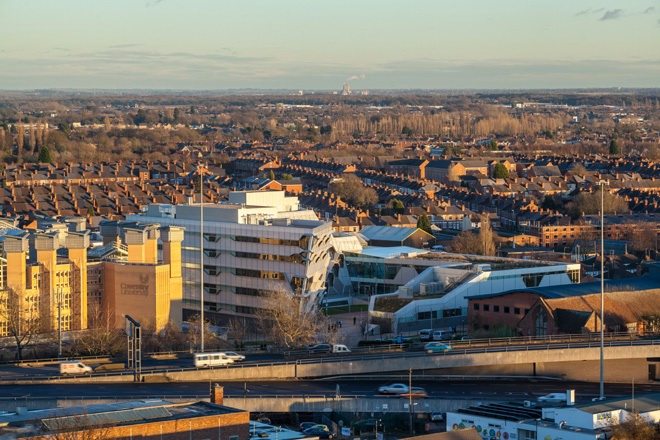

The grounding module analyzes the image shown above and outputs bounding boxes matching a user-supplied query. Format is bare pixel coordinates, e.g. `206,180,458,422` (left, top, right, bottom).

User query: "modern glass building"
129,191,333,325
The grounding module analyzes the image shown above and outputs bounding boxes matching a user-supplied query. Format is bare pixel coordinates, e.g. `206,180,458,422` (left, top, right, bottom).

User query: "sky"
0,0,659,90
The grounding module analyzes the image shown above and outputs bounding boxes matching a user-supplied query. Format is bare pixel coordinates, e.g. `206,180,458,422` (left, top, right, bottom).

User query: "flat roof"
455,402,542,422
358,246,430,259
470,271,660,300
0,400,243,432
575,392,660,415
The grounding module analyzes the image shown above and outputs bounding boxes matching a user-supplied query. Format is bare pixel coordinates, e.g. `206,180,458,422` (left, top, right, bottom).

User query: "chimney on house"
211,384,224,405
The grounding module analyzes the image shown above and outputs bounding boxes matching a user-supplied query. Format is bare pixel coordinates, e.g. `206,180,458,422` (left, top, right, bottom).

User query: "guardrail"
2,337,656,383
2,331,654,367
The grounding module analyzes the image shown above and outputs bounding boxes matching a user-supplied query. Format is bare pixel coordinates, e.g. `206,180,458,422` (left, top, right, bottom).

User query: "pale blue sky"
0,0,659,89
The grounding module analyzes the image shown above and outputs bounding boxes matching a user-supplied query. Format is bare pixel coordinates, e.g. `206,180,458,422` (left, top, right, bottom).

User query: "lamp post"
599,180,606,400
57,287,62,357
408,368,413,435
198,159,206,353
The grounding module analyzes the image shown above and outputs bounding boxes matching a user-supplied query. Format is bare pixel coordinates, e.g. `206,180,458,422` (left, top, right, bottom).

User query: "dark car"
303,426,334,438
307,343,332,354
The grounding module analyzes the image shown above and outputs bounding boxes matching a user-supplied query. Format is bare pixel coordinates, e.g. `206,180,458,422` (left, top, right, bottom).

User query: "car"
223,351,246,361
430,412,444,422
307,343,332,354
537,392,567,403
432,329,453,341
418,329,433,341
299,422,320,431
303,425,333,438
400,387,428,398
387,335,410,344
378,383,409,395
424,342,452,353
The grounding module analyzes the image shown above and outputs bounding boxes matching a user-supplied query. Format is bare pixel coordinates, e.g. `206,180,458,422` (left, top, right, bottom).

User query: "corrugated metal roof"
42,407,172,431
360,226,419,243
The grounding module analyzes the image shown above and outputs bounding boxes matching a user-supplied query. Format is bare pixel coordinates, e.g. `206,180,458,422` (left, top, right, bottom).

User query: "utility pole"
57,287,62,357
199,158,206,353
599,180,606,400
408,368,413,435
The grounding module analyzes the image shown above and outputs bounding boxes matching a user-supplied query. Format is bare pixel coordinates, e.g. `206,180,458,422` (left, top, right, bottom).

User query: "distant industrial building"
129,190,333,324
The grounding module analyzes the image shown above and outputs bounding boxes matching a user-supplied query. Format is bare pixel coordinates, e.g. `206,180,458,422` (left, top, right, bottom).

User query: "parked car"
299,422,318,431
307,343,332,354
424,342,452,353
303,425,333,438
418,329,433,341
432,329,453,341
537,393,567,403
430,412,445,422
378,383,409,395
223,351,246,361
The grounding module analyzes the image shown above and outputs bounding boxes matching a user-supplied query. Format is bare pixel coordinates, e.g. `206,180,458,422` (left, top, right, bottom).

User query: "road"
0,380,658,402
1,337,656,381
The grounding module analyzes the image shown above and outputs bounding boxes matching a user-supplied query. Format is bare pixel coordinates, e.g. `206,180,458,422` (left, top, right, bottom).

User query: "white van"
60,361,93,375
432,330,452,341
419,329,433,341
331,344,351,353
193,352,234,368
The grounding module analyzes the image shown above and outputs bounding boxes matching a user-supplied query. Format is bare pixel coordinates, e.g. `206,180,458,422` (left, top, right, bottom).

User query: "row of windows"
233,251,304,264
202,233,311,249
417,308,463,320
473,302,530,315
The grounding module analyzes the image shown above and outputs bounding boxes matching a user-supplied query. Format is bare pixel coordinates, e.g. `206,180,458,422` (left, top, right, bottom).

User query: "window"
483,304,490,312
229,436,239,440
418,311,432,320
493,305,500,313
443,308,462,317
473,303,480,311
514,307,521,315
504,306,510,314
523,273,543,288
203,249,219,258
525,308,530,314
518,429,536,440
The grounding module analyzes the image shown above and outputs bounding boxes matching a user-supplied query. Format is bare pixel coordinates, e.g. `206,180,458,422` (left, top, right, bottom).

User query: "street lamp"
57,287,62,357
598,180,607,400
408,368,413,435
197,158,208,353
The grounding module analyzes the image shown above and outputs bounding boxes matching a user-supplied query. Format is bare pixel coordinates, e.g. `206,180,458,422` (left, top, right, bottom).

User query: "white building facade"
129,191,333,324
367,257,581,333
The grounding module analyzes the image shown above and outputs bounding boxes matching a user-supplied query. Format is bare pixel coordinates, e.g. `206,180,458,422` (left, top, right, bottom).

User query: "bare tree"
479,215,497,256
16,123,24,157
0,288,42,361
448,231,482,255
611,412,657,440
258,291,323,348
186,315,228,352
69,304,125,356
143,321,188,353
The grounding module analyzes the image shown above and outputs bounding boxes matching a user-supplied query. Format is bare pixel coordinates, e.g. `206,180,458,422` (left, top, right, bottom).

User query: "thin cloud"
108,43,141,49
600,9,624,21
575,8,603,17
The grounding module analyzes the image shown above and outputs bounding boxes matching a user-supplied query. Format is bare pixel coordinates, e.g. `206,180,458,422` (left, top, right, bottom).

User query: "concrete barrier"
5,343,659,385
